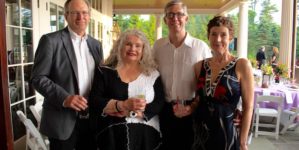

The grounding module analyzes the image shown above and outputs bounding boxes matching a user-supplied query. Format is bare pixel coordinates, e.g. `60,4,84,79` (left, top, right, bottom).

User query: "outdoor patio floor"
249,127,299,150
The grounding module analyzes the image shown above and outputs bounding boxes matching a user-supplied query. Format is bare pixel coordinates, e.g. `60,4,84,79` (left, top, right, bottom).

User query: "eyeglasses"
165,12,186,19
68,11,90,17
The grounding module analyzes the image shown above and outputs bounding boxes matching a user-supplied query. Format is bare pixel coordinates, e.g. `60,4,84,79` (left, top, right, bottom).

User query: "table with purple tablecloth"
254,84,299,109
254,84,299,132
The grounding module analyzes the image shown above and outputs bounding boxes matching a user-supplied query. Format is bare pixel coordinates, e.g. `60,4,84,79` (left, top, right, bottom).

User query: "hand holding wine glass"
173,96,192,118
79,96,89,119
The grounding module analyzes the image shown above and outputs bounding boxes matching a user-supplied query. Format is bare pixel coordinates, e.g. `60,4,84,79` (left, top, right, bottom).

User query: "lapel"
61,27,79,82
86,36,100,66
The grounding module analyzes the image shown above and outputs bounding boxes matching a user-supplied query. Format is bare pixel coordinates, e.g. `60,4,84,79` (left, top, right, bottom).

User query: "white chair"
29,100,43,129
16,110,49,150
280,107,299,134
254,95,283,139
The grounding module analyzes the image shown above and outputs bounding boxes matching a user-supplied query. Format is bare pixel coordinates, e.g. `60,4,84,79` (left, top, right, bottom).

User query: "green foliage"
261,64,273,75
114,0,282,58
274,63,289,78
186,15,212,44
249,58,258,68
248,10,259,59
114,14,157,45
145,15,157,45
247,0,280,60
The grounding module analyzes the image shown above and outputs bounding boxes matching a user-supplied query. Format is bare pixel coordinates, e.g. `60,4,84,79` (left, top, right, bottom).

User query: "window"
89,19,95,37
98,22,103,42
50,3,65,32
6,0,36,140
88,0,101,12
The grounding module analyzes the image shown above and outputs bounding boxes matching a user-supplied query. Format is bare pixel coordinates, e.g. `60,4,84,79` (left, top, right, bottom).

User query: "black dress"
89,66,165,150
193,58,241,150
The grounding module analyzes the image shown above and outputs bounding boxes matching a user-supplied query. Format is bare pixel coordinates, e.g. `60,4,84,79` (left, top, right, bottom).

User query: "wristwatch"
129,111,137,118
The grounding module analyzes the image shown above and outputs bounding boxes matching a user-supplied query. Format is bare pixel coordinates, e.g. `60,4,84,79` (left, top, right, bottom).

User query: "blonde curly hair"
272,46,279,55
104,29,157,76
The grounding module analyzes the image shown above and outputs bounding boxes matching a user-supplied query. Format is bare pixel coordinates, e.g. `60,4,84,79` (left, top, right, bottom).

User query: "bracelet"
115,101,121,112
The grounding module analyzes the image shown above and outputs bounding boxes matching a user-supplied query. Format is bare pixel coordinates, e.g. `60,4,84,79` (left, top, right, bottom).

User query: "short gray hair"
164,0,188,16
64,0,91,13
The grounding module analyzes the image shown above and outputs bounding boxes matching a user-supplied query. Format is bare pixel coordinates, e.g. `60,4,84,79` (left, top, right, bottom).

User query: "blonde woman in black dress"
89,29,164,150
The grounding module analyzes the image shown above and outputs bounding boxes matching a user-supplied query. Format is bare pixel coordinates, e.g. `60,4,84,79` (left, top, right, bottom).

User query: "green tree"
141,15,156,45
186,15,212,44
113,15,157,46
128,15,142,29
114,0,281,58
251,0,261,11
256,0,279,62
247,9,259,59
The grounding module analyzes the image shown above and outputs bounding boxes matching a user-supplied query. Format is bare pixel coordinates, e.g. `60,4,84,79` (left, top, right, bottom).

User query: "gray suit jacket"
31,27,103,140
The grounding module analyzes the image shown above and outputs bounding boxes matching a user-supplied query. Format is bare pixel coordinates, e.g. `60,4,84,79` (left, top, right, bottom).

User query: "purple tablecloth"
254,86,299,109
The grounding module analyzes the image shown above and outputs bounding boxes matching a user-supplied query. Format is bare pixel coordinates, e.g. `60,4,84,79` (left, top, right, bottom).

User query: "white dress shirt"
153,33,212,102
69,27,95,97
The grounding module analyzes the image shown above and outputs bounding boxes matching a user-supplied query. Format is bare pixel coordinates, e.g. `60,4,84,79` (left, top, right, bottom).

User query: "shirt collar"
164,32,192,48
183,33,193,48
68,26,88,41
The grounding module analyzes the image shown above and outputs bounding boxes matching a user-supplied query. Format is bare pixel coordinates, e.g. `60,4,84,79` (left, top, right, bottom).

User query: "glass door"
50,2,65,32
5,0,36,141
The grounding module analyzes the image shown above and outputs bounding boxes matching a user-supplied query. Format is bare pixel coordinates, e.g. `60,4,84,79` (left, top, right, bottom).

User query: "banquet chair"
254,95,283,140
16,110,49,150
280,107,299,134
29,100,43,129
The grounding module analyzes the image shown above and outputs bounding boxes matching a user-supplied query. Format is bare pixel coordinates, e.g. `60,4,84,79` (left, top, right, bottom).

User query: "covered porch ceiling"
113,0,242,14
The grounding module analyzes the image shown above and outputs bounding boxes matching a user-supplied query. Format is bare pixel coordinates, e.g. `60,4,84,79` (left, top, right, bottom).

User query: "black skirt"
96,123,162,150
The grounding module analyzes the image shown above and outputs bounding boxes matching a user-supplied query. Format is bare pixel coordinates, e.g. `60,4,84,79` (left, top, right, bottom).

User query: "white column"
155,14,162,40
237,1,248,58
279,0,293,69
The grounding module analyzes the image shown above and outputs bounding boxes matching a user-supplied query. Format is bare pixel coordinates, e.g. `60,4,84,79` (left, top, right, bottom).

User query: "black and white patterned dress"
89,66,165,150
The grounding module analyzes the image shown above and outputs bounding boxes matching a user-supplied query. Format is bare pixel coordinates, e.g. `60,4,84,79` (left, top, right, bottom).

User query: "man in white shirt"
153,1,211,149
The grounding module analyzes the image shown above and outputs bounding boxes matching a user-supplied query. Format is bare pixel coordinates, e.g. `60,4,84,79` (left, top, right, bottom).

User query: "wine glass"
176,99,186,113
79,107,89,119
135,89,146,112
79,96,89,119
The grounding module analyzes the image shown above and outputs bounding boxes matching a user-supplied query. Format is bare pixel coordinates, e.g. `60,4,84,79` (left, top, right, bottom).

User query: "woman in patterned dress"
192,16,254,150
89,29,165,150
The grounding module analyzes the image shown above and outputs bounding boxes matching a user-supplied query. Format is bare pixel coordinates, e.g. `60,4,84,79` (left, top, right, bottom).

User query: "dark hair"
64,0,91,13
207,16,234,40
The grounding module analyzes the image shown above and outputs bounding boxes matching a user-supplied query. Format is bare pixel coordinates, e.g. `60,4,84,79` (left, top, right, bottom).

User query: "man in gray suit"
31,0,103,149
